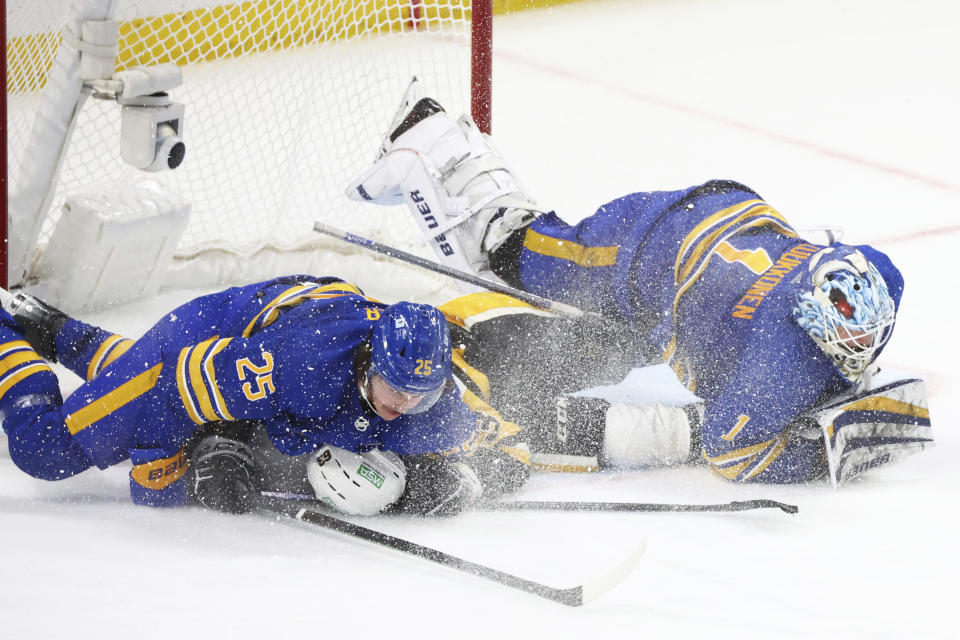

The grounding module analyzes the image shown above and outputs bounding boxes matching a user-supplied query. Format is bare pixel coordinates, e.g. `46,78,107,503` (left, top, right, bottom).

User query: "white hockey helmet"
306,444,407,516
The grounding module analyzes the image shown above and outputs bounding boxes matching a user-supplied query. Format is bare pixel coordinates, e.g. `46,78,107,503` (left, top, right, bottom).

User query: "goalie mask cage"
2,0,492,304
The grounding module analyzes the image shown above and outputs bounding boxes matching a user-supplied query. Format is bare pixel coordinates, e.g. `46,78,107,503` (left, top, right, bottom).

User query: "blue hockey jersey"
514,180,904,482
1,276,477,506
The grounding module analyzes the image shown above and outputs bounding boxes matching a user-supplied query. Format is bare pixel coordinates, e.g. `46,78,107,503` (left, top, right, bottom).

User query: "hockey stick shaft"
476,499,798,514
260,491,797,514
256,497,642,606
313,222,589,319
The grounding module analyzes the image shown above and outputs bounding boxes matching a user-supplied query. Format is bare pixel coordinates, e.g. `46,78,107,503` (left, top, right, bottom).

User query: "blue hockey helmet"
368,301,452,414
793,246,896,381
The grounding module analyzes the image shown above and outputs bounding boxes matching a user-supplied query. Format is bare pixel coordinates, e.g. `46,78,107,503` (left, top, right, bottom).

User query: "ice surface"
2,0,957,636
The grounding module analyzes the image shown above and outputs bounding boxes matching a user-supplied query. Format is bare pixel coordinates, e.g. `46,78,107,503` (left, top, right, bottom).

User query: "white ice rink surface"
2,0,958,637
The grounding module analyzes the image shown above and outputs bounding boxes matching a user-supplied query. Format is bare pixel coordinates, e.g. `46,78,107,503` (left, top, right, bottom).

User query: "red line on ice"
499,51,960,195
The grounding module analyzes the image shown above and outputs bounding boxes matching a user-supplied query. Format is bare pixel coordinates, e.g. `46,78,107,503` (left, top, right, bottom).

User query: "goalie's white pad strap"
804,378,932,488
602,402,694,468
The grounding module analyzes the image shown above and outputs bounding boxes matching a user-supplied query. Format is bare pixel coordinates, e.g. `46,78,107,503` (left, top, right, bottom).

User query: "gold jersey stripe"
674,199,765,280
187,338,221,422
0,362,52,401
242,284,315,338
452,349,491,401
672,218,796,319
0,339,33,356
65,363,163,435
241,281,366,337
742,433,791,481
176,346,205,425
707,459,752,481
703,439,773,465
204,339,236,422
459,387,522,440
522,228,619,267
0,349,45,377
439,292,541,328
87,335,121,380
100,339,135,377
676,206,794,286
86,335,135,381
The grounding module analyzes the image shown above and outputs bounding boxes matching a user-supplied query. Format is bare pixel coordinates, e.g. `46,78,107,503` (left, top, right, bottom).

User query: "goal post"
2,0,492,306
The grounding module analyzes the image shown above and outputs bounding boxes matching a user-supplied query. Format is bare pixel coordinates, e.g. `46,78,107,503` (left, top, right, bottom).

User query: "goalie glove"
188,435,263,514
392,455,482,516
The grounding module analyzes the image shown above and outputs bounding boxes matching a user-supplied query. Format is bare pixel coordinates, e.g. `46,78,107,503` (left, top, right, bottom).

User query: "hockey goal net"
3,0,491,306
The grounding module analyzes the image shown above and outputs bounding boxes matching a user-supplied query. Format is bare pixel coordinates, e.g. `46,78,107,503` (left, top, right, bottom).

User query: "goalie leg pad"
804,378,932,488
602,402,702,468
528,395,608,472
346,88,539,275
532,396,703,471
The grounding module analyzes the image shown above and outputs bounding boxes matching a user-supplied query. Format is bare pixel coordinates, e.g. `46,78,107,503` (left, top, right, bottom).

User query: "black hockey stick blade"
257,498,645,606
477,499,798,514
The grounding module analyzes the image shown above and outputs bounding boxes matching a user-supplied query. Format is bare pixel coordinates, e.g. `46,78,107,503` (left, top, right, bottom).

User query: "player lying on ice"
346,86,933,486
0,276,528,515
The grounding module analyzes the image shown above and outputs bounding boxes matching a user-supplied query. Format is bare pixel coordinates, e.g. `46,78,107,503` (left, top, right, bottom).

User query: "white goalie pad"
602,402,699,468
803,378,932,488
346,148,492,291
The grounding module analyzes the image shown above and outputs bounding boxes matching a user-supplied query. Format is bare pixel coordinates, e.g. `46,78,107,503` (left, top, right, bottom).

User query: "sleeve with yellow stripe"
699,353,829,483
54,318,136,381
445,352,531,497
171,334,311,427
0,316,94,480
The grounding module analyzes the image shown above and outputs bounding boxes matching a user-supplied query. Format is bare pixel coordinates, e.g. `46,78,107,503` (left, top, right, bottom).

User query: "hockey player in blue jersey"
0,276,524,513
347,90,928,484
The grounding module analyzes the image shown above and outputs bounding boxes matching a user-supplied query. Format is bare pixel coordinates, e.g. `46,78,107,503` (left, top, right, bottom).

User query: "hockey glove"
1,290,69,362
189,435,263,514
464,444,530,499
392,455,482,516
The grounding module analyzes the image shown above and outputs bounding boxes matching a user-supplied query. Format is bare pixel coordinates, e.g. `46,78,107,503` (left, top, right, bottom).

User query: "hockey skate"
346,79,541,276
0,287,69,361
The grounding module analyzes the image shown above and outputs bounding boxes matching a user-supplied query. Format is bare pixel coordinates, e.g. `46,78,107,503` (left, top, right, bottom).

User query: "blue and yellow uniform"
0,276,476,506
501,180,905,482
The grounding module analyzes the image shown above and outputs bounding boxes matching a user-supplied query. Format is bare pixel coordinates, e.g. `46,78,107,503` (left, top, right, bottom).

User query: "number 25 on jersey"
236,351,276,401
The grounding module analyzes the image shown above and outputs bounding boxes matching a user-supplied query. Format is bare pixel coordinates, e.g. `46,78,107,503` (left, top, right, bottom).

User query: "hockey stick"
313,222,593,320
476,499,798,514
256,496,645,606
261,491,797,514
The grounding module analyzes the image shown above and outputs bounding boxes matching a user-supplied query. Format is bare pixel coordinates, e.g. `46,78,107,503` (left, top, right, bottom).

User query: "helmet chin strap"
357,366,378,415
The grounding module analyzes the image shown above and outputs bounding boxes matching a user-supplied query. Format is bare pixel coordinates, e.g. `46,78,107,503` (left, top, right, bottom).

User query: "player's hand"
463,444,530,499
189,435,262,514
392,455,482,516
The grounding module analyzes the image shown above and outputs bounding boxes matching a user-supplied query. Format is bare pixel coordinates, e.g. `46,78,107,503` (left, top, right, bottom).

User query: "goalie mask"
307,445,406,515
364,301,452,416
793,246,896,381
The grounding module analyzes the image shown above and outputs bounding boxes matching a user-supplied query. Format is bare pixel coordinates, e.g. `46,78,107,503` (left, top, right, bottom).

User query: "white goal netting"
6,0,484,304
